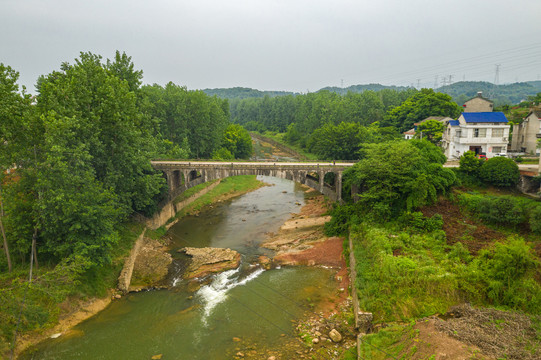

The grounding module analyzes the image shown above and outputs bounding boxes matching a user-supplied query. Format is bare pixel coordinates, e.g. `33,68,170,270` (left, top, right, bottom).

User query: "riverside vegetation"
323,143,541,359
0,52,254,356
2,49,541,359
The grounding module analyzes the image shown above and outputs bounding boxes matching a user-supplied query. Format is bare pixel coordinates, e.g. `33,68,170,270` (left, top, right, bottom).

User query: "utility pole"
433,75,439,89
417,79,421,89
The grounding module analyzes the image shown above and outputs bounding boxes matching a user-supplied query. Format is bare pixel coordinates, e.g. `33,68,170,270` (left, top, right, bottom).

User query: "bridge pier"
153,161,354,203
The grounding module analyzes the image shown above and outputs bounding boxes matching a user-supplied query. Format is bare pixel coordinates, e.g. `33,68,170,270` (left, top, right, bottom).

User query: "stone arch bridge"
151,161,357,202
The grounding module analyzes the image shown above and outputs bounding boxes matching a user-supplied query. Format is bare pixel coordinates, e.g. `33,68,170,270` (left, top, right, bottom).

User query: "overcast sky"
2,0,541,94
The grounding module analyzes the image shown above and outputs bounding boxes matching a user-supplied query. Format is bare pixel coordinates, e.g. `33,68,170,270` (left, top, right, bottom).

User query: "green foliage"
479,157,520,187
468,238,541,312
438,80,541,106
324,204,358,236
140,82,230,158
457,192,541,233
221,124,252,159
382,89,462,132
529,205,541,234
344,140,454,219
230,88,414,148
415,119,445,144
307,122,373,160
459,151,483,174
398,212,443,232
212,147,234,160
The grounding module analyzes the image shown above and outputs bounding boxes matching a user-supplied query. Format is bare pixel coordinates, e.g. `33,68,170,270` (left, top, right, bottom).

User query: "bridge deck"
151,160,356,170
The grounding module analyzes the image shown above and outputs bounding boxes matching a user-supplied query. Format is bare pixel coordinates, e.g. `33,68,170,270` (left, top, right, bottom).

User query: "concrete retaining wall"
118,229,146,293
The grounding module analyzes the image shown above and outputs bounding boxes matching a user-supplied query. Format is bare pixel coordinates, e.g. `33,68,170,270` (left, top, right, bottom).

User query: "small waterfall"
197,266,265,322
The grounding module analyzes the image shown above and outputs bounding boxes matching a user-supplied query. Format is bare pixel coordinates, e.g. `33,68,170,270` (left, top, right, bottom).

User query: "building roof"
448,120,460,126
525,109,541,119
403,129,416,135
461,112,508,123
464,91,494,104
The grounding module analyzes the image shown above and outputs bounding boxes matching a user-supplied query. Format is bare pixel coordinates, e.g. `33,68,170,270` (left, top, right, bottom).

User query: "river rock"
329,329,342,343
312,337,319,344
130,238,173,290
182,247,241,279
258,255,273,270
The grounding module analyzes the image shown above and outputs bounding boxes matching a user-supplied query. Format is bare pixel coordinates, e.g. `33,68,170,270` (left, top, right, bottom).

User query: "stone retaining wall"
118,229,146,293
349,234,373,359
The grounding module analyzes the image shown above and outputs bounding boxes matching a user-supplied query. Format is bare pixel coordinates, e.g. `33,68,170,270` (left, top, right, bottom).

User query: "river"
21,176,339,360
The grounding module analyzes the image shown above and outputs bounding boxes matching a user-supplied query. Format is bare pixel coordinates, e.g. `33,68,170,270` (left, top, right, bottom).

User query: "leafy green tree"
36,114,121,263
308,122,373,160
382,89,462,132
37,52,165,217
221,124,252,159
479,157,520,187
415,119,445,144
344,140,455,219
459,151,483,174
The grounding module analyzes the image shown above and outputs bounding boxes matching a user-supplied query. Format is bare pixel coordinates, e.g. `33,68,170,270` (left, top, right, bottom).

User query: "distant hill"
202,87,296,99
436,81,541,106
319,83,412,95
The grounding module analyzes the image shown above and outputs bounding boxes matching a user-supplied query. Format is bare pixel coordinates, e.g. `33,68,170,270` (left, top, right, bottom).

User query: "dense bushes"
479,157,520,187
458,153,520,188
351,223,541,323
457,192,541,233
344,140,455,220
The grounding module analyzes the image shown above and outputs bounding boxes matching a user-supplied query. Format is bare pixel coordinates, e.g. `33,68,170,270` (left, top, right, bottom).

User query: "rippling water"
22,177,337,360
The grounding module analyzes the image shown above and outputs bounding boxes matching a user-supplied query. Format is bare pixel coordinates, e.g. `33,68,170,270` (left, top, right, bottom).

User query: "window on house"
456,130,461,137
492,128,503,137
474,128,486,137
473,129,487,137
493,146,502,153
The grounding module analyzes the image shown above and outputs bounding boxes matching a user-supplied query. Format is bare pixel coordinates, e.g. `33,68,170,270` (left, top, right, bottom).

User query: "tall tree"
382,89,462,132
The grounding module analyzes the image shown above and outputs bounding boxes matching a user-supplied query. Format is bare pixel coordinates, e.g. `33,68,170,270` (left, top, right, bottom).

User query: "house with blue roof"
441,111,510,159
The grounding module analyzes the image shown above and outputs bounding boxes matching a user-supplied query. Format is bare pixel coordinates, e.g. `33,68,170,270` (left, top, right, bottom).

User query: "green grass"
358,323,416,360
173,180,218,204
173,175,264,219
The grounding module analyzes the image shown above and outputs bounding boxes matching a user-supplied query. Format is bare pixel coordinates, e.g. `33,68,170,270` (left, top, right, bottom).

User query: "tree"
344,140,455,219
416,119,445,144
382,89,462,132
459,151,483,174
0,63,37,271
479,157,520,187
221,124,253,159
308,122,373,160
37,52,166,217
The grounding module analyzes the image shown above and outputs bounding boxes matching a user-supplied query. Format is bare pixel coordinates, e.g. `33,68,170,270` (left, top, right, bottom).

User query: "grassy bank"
348,193,541,359
0,221,144,357
172,175,265,219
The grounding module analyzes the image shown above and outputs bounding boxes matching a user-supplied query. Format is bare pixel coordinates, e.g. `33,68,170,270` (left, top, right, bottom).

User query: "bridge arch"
152,161,353,203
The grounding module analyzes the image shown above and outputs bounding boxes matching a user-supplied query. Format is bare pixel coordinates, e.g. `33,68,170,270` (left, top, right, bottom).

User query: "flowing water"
22,176,338,360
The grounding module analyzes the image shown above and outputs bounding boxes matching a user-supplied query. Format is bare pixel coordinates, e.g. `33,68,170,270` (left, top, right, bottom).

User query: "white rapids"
197,267,265,322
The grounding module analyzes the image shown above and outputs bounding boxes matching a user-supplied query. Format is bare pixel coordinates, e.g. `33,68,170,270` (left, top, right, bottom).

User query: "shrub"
476,196,526,227
530,204,541,234
398,211,443,232
479,157,520,187
459,151,482,175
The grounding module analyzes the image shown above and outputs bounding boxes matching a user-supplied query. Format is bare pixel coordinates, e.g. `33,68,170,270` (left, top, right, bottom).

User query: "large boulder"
181,247,241,279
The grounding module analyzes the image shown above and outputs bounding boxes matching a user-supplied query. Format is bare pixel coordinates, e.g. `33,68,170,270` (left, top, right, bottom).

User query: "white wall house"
442,112,510,160
510,109,541,155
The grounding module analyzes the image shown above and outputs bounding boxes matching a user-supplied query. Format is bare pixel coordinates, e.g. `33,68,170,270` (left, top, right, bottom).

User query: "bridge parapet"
151,161,354,202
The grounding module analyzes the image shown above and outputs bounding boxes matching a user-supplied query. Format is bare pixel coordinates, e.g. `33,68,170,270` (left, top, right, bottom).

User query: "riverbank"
14,176,268,359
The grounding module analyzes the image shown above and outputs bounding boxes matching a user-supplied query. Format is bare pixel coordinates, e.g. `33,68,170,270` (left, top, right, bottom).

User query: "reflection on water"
22,176,337,360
